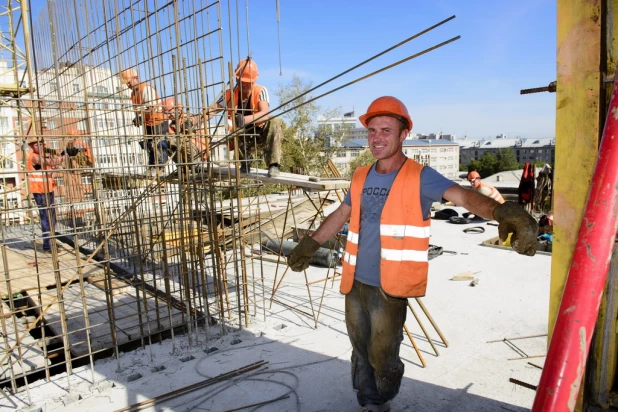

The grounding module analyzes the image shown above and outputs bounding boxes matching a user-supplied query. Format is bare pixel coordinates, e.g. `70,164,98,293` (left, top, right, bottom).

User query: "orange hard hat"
468,171,481,180
162,97,182,112
120,68,138,83
235,58,258,82
359,96,413,131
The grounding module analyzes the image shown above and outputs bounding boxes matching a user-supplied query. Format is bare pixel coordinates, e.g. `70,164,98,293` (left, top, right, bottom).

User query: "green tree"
468,148,521,177
346,149,375,178
469,153,497,177
496,148,520,172
275,75,346,175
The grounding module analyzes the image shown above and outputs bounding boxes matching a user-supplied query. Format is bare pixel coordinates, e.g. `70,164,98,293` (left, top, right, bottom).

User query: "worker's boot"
359,403,390,412
267,163,280,178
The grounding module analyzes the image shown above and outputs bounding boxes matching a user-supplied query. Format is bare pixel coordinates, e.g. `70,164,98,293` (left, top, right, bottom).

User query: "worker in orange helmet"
467,170,505,204
25,136,67,252
120,68,169,170
203,57,283,177
287,96,539,411
161,97,210,165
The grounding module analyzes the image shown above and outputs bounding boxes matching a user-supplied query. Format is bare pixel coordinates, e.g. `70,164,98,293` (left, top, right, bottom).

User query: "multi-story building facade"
459,137,555,166
331,138,460,179
403,139,460,179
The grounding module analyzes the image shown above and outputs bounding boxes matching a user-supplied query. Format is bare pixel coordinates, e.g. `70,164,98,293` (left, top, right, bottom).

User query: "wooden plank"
87,274,133,295
210,165,350,191
41,283,186,357
0,241,104,297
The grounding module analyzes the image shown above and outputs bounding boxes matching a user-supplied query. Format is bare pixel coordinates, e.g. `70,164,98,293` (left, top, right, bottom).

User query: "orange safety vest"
223,84,266,128
477,181,505,204
341,159,431,298
27,151,56,194
131,83,165,126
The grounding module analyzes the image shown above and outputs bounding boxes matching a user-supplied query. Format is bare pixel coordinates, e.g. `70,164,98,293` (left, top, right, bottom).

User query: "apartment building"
459,137,555,166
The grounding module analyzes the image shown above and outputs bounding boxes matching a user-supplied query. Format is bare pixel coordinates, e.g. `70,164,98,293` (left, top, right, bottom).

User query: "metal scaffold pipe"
531,76,618,411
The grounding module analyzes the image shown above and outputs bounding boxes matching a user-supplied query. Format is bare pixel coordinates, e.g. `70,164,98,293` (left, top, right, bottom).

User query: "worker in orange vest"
120,68,169,169
161,98,210,166
287,97,538,412
203,57,283,177
467,170,505,203
26,136,66,252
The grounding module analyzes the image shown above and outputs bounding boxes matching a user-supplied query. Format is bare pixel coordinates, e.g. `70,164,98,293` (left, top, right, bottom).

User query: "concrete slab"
0,207,550,411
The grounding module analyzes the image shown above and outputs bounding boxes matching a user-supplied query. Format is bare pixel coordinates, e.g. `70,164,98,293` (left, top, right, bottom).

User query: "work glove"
132,115,143,127
493,202,538,256
64,147,79,156
234,113,245,129
287,236,321,272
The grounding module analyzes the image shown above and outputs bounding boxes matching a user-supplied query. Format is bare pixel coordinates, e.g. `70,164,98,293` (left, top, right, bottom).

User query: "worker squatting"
119,57,283,178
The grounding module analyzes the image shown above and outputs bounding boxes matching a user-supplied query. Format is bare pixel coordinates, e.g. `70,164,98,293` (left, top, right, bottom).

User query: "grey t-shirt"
343,164,456,287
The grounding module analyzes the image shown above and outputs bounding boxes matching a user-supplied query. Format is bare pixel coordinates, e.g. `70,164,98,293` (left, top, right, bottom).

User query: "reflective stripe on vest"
131,83,165,126
479,182,505,204
340,159,431,298
27,151,55,194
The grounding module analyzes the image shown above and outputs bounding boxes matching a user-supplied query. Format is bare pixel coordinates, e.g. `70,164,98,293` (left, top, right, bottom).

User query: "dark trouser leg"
33,192,56,250
145,122,170,165
260,118,283,166
345,280,407,407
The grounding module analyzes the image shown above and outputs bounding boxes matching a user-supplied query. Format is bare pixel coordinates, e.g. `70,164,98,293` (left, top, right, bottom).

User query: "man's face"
367,116,408,160
127,76,139,89
238,80,253,92
29,142,42,154
468,176,481,189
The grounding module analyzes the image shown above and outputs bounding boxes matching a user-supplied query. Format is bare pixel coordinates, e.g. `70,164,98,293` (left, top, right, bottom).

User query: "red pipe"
531,77,618,411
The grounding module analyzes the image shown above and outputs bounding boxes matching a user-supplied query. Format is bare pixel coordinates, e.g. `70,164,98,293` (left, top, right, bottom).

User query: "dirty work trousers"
33,192,56,250
346,280,407,407
238,117,282,166
141,122,170,166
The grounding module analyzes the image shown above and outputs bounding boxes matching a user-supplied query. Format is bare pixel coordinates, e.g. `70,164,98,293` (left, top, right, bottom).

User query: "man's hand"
287,236,321,272
234,113,245,128
133,115,143,127
493,202,538,256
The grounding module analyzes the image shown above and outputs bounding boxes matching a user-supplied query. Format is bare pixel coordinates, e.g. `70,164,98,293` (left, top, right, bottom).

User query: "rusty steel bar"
531,75,618,412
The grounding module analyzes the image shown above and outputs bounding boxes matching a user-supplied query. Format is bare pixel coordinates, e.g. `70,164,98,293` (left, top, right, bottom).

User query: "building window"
47,120,58,129
73,83,79,93
0,117,8,129
77,120,87,131
336,151,347,158
351,150,360,157
81,175,92,184
55,176,64,186
94,85,109,95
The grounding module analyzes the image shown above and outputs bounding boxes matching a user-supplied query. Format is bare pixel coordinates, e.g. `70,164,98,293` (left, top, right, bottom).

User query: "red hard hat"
468,171,481,180
235,58,259,82
359,96,413,131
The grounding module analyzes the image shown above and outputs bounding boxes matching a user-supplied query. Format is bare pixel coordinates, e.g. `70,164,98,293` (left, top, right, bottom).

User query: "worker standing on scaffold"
26,136,68,253
120,68,169,173
203,57,283,177
287,96,539,412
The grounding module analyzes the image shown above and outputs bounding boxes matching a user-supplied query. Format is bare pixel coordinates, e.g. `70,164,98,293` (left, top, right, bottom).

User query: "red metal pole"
531,77,618,411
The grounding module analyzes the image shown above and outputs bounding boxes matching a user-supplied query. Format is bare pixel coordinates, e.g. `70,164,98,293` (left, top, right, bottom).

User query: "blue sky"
243,0,556,139
26,0,556,139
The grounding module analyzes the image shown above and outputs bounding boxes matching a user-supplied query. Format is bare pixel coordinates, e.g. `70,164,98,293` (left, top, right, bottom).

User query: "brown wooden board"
0,242,104,297
209,165,350,191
